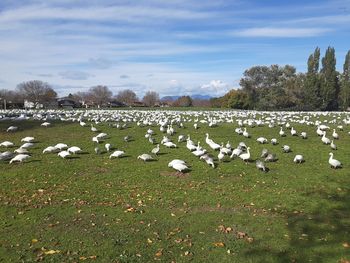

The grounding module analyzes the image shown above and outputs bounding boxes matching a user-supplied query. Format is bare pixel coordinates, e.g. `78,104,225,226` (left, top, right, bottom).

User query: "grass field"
1,110,350,262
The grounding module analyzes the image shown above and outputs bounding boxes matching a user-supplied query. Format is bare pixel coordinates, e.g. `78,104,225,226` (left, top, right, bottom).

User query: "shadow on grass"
244,184,350,262
67,156,80,159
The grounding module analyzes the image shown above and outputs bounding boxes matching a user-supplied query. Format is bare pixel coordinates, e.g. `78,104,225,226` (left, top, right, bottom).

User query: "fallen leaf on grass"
155,249,163,257
31,239,38,244
343,242,350,248
44,249,60,255
213,242,225,247
79,255,97,260
124,207,135,212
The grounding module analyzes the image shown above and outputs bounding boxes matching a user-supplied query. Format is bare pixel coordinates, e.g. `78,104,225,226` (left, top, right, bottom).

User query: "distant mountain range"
161,94,213,101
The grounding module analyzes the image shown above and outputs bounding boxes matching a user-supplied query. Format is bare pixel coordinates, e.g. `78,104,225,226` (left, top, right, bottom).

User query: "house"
130,101,145,107
57,97,81,109
108,100,127,108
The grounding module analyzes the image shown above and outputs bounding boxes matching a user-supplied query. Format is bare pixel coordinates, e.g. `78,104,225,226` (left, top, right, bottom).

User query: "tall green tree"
239,65,298,110
320,47,339,110
340,50,350,110
303,47,321,110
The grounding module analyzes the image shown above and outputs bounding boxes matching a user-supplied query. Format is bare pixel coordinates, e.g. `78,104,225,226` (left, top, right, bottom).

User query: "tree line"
0,82,209,108
213,47,350,111
1,46,349,110
0,82,162,108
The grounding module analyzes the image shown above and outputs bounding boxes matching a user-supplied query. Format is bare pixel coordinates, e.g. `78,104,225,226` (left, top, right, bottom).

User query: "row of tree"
0,82,162,108
0,82,211,108
214,47,350,111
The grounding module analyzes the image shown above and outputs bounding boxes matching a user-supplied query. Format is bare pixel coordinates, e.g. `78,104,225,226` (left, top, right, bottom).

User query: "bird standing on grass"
151,144,160,155
329,153,341,169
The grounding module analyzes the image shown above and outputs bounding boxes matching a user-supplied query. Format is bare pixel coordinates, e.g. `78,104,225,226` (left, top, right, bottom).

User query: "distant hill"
161,94,212,101
191,94,212,100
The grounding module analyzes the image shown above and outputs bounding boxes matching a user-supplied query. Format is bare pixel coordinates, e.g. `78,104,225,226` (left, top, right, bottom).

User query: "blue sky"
0,0,349,97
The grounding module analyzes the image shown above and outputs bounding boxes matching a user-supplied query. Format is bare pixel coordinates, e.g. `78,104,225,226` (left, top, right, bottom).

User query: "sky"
0,0,349,98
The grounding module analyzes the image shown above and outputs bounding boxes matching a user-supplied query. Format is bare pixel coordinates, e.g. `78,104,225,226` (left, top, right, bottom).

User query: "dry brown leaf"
155,249,163,257
213,242,225,247
44,249,60,255
343,242,350,248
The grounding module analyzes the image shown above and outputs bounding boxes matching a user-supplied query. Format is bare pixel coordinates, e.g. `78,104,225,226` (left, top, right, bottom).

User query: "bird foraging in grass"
58,151,70,159
109,150,125,159
168,159,186,167
282,145,291,153
137,153,154,162
256,160,267,172
293,155,304,164
171,162,189,173
9,154,30,164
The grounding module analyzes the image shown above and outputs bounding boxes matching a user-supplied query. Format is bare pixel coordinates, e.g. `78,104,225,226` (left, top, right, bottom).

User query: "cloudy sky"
0,0,349,97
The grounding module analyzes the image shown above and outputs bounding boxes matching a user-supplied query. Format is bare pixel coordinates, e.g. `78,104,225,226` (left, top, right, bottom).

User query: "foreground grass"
0,118,350,262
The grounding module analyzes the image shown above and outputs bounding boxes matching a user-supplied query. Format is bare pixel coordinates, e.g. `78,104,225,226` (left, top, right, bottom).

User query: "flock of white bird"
1,109,349,173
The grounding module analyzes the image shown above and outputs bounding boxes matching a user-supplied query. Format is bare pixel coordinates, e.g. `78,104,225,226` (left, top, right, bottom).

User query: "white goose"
6,126,18,132
110,150,125,159
21,137,35,143
67,146,82,154
243,128,250,138
151,144,160,155
293,155,304,163
14,148,29,154
41,122,51,127
55,143,68,150
20,142,35,149
290,127,297,136
256,137,267,144
239,147,251,162
0,141,14,147
192,142,206,157
9,154,30,164
300,132,307,139
208,140,221,151
200,154,215,168
163,141,177,148
171,162,189,173
105,143,112,152
279,127,285,137
230,147,242,158
329,153,341,169
137,153,153,162
168,159,186,167
330,140,337,150
58,150,70,159
332,129,339,139
321,132,331,145
43,146,59,153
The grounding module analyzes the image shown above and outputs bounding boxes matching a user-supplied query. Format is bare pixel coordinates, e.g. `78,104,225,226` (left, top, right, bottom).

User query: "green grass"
0,115,350,262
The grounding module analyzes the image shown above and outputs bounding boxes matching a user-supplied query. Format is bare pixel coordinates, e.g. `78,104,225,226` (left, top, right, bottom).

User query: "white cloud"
234,27,331,38
199,80,231,96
